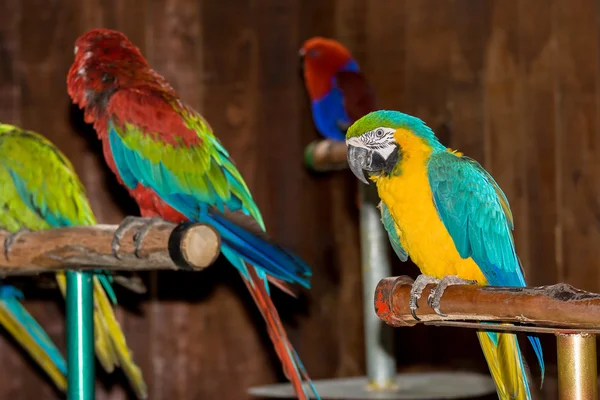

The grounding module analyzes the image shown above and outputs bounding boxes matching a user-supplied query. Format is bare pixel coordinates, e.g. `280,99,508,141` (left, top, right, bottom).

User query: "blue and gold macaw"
345,110,544,400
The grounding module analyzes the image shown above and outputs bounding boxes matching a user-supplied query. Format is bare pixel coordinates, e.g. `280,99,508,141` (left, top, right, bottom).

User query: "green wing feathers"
109,92,264,229
0,124,95,228
0,123,146,397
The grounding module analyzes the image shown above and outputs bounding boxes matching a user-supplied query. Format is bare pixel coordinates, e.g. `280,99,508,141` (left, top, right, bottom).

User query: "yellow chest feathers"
374,129,486,283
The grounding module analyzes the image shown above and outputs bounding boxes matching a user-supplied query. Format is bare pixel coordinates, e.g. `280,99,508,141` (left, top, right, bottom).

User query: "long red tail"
242,265,318,400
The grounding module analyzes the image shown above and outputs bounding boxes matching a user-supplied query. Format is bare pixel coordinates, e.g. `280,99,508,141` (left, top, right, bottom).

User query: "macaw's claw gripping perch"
426,275,478,317
3,228,32,260
112,216,171,259
408,274,440,321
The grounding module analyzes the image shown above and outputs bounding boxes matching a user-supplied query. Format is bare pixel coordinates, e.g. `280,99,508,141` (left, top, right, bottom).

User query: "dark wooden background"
0,0,596,398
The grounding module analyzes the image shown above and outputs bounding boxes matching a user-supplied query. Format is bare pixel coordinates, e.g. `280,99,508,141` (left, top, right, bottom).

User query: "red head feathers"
67,28,175,123
299,37,354,99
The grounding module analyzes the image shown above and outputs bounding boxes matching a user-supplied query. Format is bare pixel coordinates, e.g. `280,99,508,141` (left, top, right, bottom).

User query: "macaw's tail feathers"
267,276,299,298
528,335,544,387
56,272,148,399
207,208,318,398
0,285,67,391
477,330,533,400
243,266,320,400
201,209,312,289
93,278,148,399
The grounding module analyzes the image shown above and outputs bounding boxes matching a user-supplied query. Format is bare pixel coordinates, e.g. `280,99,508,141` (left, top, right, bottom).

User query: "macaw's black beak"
347,144,400,184
347,145,371,185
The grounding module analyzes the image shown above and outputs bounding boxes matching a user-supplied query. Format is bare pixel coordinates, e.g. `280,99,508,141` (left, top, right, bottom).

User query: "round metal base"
248,371,495,399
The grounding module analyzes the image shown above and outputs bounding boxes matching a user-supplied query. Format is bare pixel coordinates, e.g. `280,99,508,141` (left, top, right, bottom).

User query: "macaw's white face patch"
346,126,400,183
346,127,396,160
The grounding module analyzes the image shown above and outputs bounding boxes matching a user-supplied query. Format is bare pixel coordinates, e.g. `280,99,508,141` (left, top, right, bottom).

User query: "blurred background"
0,0,596,398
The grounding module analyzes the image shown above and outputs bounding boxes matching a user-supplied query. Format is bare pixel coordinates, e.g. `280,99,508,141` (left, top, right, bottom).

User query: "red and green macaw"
0,123,147,398
345,110,545,400
67,28,319,400
300,37,376,140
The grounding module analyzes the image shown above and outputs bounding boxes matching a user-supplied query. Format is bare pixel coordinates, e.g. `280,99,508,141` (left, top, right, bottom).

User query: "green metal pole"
66,271,95,400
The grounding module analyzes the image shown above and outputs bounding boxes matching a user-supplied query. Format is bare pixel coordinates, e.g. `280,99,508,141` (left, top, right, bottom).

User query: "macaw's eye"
376,129,385,137
308,49,320,58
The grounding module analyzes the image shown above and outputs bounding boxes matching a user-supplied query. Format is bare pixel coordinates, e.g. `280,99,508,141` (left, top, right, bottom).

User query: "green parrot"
0,122,147,398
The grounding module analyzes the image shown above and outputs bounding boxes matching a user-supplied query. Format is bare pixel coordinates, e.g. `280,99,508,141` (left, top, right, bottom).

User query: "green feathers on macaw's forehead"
345,110,445,184
67,28,176,117
346,110,439,143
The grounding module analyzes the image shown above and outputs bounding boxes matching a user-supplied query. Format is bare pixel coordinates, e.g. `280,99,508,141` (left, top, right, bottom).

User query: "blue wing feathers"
427,152,523,287
109,128,138,189
379,202,408,262
427,151,544,379
311,89,350,141
309,58,360,141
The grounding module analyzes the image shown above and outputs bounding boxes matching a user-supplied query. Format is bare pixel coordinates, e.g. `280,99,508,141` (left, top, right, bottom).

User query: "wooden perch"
0,222,221,275
304,139,348,171
375,276,600,333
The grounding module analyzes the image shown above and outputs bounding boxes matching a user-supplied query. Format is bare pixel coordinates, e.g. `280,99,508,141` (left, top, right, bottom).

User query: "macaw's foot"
111,216,169,259
409,274,441,321
427,275,478,317
2,228,32,260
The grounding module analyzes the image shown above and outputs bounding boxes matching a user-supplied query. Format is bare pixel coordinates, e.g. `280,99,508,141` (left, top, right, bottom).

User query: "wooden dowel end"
0,221,221,275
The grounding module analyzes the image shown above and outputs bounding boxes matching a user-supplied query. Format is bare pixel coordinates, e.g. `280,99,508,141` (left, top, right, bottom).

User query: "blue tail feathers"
197,210,319,399
199,210,312,288
528,335,544,384
0,285,67,375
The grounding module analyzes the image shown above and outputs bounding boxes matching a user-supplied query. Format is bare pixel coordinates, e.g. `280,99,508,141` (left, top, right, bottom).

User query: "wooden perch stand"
375,275,600,331
304,139,348,171
375,276,600,399
0,222,221,275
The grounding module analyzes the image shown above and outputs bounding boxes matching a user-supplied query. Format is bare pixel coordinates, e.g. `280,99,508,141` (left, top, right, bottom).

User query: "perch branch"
375,276,600,333
304,139,348,172
0,222,221,275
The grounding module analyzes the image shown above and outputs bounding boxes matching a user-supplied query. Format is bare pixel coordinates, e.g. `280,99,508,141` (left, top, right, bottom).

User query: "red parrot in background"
299,37,377,138
67,28,319,400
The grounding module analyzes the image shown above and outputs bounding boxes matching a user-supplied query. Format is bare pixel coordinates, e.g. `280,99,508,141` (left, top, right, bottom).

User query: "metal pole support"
557,333,597,400
359,184,397,390
66,271,95,400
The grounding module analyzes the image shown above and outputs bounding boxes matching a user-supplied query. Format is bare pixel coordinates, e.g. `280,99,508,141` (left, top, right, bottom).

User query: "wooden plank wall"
0,0,596,398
